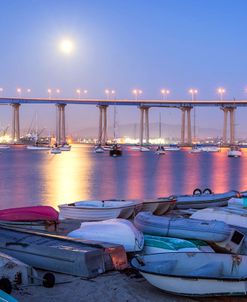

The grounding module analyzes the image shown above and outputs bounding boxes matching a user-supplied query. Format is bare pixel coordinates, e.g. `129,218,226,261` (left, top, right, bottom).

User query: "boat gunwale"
58,202,140,210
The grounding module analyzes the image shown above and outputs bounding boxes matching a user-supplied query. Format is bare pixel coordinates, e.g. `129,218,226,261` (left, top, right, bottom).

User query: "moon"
59,39,74,54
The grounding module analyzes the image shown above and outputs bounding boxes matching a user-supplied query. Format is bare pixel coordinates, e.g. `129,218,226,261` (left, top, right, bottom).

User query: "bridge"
0,97,245,146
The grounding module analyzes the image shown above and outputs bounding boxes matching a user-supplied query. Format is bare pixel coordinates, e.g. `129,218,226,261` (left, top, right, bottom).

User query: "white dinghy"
131,252,247,296
59,199,140,221
141,197,176,215
68,219,144,252
191,207,247,233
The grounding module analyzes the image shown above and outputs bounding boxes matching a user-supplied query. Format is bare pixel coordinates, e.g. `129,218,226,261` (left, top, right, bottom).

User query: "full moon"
59,39,74,54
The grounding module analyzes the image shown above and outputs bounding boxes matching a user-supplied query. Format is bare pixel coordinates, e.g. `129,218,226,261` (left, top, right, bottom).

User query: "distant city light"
59,39,74,55
56,89,60,94
27,88,31,93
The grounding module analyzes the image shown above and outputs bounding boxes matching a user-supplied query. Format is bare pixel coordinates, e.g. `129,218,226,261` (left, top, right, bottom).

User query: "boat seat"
151,260,177,274
186,261,223,278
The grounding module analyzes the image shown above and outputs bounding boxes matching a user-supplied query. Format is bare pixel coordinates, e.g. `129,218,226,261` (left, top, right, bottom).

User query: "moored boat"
140,146,151,152
60,143,71,151
201,146,220,152
94,144,104,153
189,145,202,153
131,252,247,296
50,147,61,154
228,145,242,157
109,144,122,157
58,199,140,221
68,219,144,252
26,145,50,151
155,146,165,155
0,145,10,150
163,144,180,151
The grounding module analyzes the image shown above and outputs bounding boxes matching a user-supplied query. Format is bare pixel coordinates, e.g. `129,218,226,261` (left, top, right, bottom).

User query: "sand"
12,270,196,302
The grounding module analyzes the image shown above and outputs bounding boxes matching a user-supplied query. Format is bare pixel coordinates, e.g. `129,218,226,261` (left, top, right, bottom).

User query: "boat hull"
132,252,247,296
175,191,237,209
59,200,138,221
0,226,128,277
134,212,230,242
68,219,144,252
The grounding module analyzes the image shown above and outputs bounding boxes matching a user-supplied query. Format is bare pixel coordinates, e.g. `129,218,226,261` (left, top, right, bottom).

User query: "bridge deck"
0,97,246,107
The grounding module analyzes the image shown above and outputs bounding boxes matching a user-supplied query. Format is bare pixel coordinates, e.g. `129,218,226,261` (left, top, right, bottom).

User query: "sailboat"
155,112,165,155
26,113,50,151
110,106,122,157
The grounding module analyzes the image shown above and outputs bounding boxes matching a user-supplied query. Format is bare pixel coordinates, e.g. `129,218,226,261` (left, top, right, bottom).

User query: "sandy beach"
12,270,196,302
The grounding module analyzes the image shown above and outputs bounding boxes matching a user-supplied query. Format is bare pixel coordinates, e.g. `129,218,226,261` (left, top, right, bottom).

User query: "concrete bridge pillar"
139,106,150,145
180,107,192,145
97,105,108,145
11,103,20,142
56,103,67,145
221,107,236,145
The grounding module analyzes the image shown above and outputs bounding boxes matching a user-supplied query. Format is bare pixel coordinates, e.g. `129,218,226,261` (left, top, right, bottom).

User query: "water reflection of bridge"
0,97,244,145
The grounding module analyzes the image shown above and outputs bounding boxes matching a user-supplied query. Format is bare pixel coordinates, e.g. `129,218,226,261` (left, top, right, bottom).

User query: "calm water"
0,145,247,210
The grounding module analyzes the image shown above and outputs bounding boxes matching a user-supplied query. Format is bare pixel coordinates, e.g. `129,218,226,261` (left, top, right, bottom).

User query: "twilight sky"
0,0,247,138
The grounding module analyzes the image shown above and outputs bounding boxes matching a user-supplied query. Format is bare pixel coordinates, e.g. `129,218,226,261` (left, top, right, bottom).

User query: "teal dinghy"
143,235,214,254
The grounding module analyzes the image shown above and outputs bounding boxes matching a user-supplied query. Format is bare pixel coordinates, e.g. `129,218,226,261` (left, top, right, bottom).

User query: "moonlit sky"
0,0,247,138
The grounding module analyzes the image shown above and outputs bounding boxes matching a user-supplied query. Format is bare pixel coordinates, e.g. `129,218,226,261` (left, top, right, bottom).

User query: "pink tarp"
0,206,59,221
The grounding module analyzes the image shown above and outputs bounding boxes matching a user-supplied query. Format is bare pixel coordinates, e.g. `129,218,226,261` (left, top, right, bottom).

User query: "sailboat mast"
113,106,116,143
159,112,161,139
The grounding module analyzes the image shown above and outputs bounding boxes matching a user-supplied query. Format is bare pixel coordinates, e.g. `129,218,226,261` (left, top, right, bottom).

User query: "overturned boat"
0,226,128,277
0,206,59,231
134,212,231,242
131,252,247,296
59,199,140,221
174,190,238,209
68,219,144,252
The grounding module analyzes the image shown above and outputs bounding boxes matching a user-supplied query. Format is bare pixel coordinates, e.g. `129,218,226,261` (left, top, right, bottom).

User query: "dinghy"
0,206,59,231
143,235,201,254
131,252,247,296
174,190,237,209
134,212,231,242
68,219,144,252
0,206,58,222
0,226,128,277
141,197,176,215
59,199,140,221
191,207,247,232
